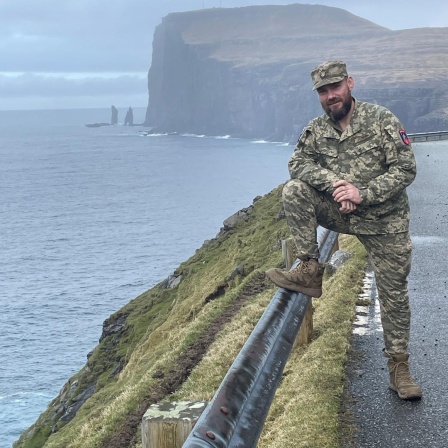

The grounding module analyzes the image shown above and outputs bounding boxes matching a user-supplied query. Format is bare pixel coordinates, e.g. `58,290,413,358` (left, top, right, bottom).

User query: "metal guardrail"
408,131,448,142
182,229,339,448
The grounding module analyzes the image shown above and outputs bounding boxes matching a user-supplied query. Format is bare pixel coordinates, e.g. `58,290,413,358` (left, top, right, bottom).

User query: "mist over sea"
0,107,292,447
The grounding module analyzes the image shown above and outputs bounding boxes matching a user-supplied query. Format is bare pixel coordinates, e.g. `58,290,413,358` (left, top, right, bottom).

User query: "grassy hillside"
15,185,367,448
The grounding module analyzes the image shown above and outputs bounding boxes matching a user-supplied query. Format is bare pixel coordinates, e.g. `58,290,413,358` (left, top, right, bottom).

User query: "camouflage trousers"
283,179,411,356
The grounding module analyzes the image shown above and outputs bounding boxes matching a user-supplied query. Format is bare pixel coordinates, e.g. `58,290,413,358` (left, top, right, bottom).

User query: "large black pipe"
182,230,339,448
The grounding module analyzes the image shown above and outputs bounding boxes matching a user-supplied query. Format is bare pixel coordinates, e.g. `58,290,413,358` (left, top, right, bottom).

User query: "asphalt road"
344,140,448,447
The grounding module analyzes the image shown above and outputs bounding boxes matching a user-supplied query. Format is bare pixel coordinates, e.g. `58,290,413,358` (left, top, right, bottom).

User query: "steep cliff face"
144,4,448,140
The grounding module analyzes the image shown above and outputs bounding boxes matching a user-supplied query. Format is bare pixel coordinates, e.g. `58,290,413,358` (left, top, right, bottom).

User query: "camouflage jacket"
288,99,417,234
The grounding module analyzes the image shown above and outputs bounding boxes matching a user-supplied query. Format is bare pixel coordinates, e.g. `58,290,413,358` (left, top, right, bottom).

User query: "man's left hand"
332,180,362,204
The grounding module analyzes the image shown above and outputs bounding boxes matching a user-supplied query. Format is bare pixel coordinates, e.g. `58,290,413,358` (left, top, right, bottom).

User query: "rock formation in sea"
111,105,118,125
144,4,448,141
124,106,134,126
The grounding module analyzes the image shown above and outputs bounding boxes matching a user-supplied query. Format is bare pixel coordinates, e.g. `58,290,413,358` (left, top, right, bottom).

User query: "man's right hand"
339,200,357,214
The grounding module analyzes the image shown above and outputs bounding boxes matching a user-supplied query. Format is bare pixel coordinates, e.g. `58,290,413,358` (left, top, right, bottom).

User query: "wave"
180,133,206,138
139,132,169,137
252,139,291,146
0,391,51,401
138,131,287,144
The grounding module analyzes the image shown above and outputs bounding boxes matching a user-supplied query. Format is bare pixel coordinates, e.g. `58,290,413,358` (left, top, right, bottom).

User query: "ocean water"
0,107,292,447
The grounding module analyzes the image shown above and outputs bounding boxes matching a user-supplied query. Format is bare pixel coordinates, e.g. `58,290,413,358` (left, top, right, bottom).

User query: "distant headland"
144,4,448,141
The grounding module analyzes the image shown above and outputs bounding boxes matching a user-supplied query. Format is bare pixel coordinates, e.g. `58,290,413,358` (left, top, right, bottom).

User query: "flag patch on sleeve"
399,129,411,145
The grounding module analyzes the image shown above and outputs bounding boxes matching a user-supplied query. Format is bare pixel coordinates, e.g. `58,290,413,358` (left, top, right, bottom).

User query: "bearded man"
266,60,421,400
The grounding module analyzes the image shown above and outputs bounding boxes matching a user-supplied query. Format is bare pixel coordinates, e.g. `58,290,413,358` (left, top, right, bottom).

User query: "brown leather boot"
265,259,324,297
388,354,422,400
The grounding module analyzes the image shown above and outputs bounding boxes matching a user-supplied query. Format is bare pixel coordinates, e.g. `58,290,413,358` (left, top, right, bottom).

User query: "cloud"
0,72,147,98
1,0,447,74
0,0,157,72
1,0,447,110
0,73,149,110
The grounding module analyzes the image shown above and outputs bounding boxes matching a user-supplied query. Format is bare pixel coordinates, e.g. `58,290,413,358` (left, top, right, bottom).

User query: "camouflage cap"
311,60,348,90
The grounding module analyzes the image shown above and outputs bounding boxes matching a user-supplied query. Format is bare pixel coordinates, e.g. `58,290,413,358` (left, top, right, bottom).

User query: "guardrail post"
142,401,207,448
281,237,297,272
282,237,313,347
295,301,313,347
332,236,339,253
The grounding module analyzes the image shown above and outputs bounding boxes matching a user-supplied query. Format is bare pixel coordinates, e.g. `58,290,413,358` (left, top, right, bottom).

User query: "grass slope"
15,185,367,448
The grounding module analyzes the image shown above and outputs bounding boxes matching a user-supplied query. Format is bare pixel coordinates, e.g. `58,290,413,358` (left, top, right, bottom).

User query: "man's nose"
327,89,337,99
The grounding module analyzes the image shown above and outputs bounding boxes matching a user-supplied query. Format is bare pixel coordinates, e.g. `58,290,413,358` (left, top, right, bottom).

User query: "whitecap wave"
139,132,168,137
0,391,50,401
180,133,206,138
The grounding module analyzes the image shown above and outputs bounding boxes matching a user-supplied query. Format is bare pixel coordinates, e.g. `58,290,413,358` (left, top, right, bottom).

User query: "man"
266,60,421,400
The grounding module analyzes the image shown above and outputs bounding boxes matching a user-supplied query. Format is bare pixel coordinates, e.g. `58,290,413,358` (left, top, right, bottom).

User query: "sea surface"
0,107,292,447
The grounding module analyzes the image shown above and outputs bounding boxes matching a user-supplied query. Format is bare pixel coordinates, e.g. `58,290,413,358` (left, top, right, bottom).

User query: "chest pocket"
347,133,383,158
316,147,338,170
314,137,338,169
343,136,386,178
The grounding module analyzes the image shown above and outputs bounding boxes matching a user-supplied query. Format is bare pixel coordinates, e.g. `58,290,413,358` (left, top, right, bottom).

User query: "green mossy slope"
15,185,291,448
15,184,367,448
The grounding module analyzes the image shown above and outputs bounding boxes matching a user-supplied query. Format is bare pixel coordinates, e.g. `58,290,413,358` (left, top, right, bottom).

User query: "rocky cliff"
144,4,448,141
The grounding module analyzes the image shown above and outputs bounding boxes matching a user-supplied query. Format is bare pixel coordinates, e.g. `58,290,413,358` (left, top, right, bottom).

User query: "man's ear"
347,76,355,91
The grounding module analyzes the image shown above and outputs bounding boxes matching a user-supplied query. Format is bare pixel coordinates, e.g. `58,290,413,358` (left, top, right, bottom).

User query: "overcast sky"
1,0,447,111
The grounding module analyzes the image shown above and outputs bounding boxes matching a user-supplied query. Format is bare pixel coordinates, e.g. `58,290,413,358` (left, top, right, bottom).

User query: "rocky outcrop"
13,312,131,447
124,106,134,126
111,105,118,125
144,4,448,140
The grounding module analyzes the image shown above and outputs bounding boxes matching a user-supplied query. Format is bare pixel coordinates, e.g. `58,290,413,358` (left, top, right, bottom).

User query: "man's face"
316,77,353,122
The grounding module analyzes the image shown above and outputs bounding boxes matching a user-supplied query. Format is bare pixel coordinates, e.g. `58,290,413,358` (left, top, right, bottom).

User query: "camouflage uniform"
284,99,417,357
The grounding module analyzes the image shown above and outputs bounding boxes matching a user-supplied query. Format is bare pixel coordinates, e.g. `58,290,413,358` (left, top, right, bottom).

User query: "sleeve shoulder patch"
399,129,411,145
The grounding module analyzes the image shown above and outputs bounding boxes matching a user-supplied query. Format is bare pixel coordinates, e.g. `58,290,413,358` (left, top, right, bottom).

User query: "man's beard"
324,96,352,122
